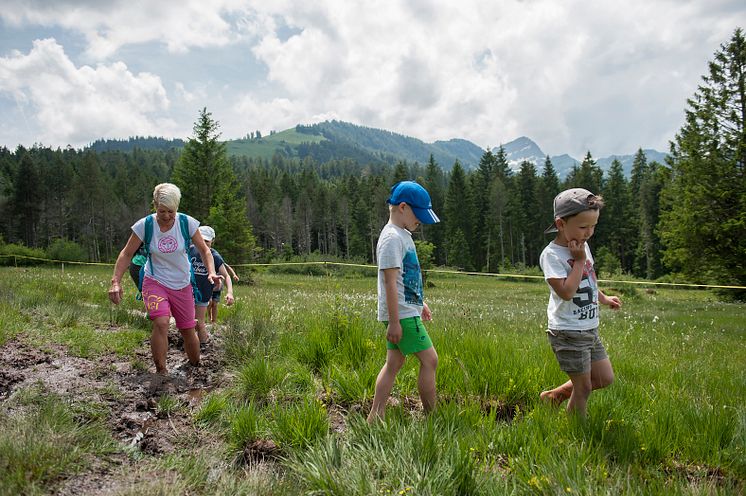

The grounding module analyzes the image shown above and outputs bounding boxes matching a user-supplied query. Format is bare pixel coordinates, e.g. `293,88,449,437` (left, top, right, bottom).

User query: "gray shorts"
546,328,608,375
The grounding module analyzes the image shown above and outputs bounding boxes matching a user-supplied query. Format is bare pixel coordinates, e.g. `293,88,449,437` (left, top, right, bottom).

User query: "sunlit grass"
1,265,744,494
0,385,116,495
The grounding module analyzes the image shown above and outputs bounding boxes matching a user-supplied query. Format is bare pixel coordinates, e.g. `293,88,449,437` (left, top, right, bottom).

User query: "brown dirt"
0,322,229,495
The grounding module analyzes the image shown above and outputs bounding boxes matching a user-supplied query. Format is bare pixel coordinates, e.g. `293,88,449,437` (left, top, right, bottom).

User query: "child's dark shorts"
546,328,608,375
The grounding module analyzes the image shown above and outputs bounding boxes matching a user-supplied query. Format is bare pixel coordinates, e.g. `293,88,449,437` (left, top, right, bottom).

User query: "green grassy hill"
225,121,485,168
225,128,327,160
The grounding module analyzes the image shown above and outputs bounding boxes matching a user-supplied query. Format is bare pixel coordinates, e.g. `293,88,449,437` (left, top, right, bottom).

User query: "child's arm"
224,263,239,282
547,240,587,300
219,264,235,305
383,268,402,343
599,290,622,310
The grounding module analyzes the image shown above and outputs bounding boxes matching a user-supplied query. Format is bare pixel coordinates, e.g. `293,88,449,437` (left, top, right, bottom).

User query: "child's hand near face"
567,239,587,261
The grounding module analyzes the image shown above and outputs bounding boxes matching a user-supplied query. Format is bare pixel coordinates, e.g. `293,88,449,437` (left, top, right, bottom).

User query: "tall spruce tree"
598,159,632,270
485,176,508,271
637,162,667,279
472,149,496,270
660,28,746,288
564,151,603,194
628,148,648,275
392,161,409,183
173,108,255,262
12,152,42,247
515,160,540,266
422,155,446,265
536,156,560,236
444,161,473,269
172,108,234,221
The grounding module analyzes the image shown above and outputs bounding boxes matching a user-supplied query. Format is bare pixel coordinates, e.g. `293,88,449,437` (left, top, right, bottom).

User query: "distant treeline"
87,136,186,153
0,142,663,279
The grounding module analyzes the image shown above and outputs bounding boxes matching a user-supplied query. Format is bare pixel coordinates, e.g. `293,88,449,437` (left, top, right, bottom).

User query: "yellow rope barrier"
2,254,745,290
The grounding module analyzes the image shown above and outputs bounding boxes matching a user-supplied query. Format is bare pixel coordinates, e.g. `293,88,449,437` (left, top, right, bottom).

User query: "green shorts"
385,316,433,356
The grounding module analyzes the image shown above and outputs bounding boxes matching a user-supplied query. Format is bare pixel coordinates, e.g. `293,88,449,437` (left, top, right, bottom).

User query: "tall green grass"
0,386,116,495
1,266,744,494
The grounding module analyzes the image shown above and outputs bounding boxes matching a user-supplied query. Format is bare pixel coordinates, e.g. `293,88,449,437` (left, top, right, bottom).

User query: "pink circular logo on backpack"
158,236,179,253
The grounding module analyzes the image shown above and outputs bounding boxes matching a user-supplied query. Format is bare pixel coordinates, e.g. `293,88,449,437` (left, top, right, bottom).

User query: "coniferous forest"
1,29,744,292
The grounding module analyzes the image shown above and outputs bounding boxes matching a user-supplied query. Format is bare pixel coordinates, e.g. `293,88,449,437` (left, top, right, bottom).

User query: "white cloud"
0,0,262,60
1,0,744,156
236,0,744,156
0,38,178,147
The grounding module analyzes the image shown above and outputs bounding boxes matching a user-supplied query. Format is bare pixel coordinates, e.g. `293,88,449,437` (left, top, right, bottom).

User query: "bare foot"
540,389,570,405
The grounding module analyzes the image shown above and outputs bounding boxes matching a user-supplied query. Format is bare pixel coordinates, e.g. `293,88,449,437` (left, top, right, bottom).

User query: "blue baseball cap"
387,181,440,224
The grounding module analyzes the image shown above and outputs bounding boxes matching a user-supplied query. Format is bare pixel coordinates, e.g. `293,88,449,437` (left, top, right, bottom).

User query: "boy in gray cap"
539,188,622,417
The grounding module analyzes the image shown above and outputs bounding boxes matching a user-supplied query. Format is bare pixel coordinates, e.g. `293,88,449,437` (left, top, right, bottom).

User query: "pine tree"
444,161,472,269
12,152,42,247
173,108,255,262
472,149,496,270
485,176,508,271
172,108,234,221
660,28,746,288
392,161,409,183
207,191,256,264
598,159,631,270
515,160,540,266
564,151,602,194
628,148,648,276
536,156,560,236
422,155,446,265
494,145,512,182
637,162,667,279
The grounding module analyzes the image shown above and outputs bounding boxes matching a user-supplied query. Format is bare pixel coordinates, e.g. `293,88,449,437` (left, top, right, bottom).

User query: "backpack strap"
136,215,155,300
179,213,203,302
143,214,155,276
178,213,190,250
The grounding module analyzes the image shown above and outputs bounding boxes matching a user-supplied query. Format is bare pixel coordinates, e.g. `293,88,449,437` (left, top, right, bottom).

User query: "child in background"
539,188,621,416
189,226,234,345
368,181,441,423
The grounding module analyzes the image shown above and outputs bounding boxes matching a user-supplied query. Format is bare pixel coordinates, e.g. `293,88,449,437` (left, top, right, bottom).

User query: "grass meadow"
0,265,744,495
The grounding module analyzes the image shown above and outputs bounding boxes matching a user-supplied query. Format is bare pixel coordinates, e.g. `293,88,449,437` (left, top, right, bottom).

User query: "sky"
0,0,743,158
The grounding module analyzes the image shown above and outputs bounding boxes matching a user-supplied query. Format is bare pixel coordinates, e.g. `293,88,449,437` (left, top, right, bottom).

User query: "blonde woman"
108,183,219,374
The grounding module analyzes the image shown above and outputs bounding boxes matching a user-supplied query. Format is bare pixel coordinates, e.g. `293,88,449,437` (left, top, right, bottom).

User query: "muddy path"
0,323,230,495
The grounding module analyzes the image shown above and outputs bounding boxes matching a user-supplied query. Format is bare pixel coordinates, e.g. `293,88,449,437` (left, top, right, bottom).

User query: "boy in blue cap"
368,181,441,422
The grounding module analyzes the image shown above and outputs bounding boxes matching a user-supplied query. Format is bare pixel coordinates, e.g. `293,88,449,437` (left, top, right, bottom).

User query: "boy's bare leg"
368,349,405,423
208,300,217,323
195,305,209,343
414,347,438,413
566,372,592,417
541,358,614,405
179,327,201,366
150,316,170,374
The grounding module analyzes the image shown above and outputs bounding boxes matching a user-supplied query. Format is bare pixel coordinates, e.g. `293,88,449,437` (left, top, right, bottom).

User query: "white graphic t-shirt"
539,241,599,330
377,223,424,322
132,214,199,290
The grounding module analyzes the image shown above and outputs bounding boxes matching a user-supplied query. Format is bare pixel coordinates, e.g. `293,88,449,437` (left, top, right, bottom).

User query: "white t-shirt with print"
539,241,599,330
132,213,199,290
376,223,424,322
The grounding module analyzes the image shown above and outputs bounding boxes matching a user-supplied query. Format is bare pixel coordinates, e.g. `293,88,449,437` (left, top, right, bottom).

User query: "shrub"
0,243,48,266
46,239,87,262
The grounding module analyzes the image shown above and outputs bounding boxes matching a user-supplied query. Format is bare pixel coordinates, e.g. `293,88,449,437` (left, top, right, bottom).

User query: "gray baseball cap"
544,188,597,234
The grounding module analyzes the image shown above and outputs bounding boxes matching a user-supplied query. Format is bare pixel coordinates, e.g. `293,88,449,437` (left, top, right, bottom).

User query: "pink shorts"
141,276,196,330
